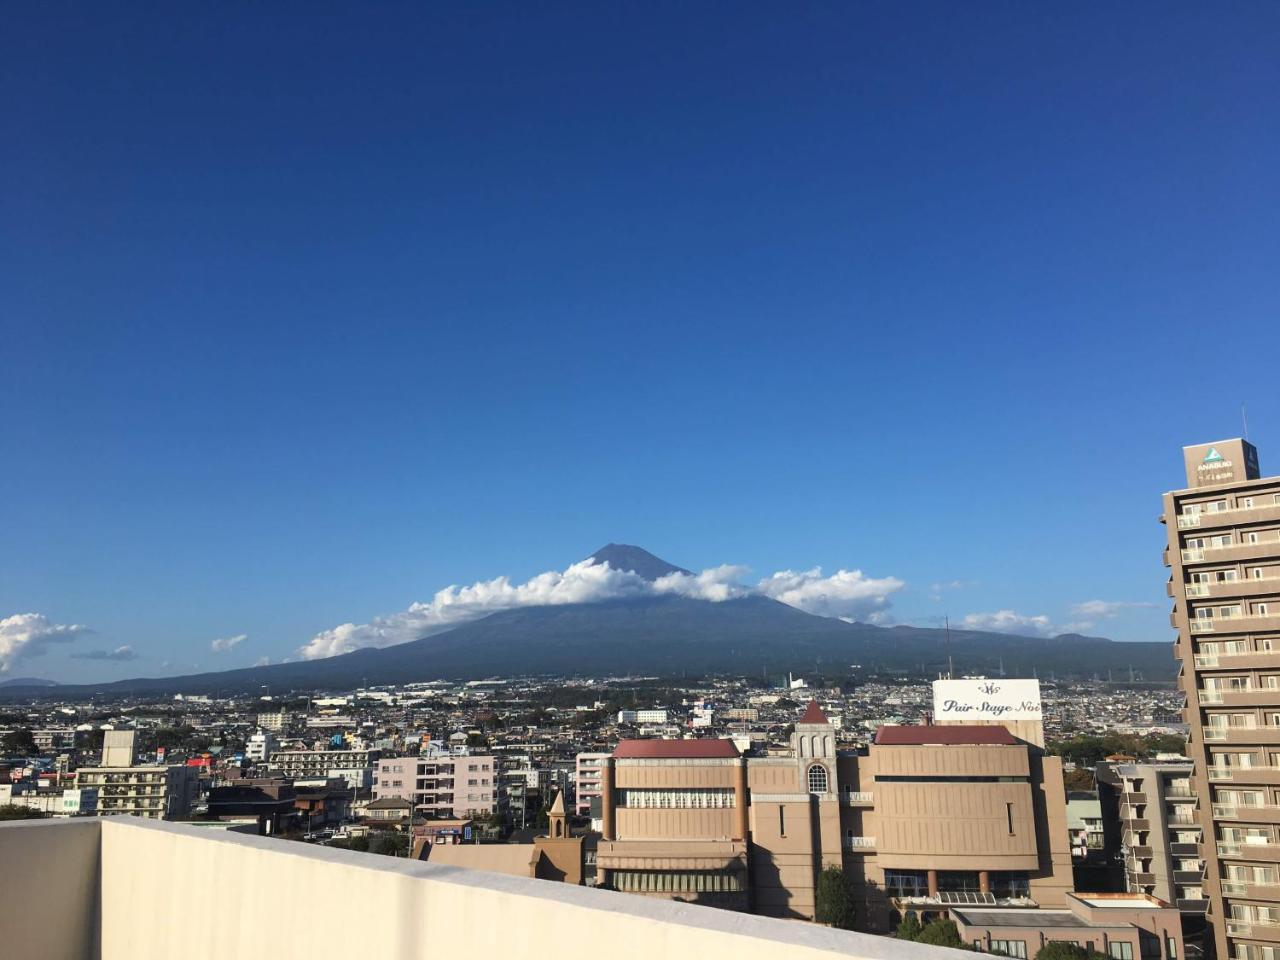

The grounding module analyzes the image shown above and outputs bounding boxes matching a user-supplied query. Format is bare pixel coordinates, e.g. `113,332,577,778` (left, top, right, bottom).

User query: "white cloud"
300,559,653,660
0,613,89,672
960,610,1054,636
300,559,906,660
1070,600,1156,619
253,656,272,667
70,645,138,662
653,565,752,602
211,634,247,653
756,568,905,620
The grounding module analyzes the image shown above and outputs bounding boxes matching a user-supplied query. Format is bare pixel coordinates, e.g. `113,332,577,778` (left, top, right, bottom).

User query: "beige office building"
1163,438,1280,960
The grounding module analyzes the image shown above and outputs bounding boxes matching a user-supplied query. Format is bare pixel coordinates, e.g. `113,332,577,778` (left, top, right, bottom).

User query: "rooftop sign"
932,678,1042,721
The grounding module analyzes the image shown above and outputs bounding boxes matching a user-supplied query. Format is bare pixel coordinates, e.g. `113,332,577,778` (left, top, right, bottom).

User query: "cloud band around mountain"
299,559,904,660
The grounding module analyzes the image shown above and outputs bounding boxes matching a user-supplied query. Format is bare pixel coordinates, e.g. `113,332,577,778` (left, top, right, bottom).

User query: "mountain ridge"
2,546,1177,698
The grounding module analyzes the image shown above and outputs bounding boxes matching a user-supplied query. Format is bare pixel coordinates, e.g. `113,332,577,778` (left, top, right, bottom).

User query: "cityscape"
4,4,1279,960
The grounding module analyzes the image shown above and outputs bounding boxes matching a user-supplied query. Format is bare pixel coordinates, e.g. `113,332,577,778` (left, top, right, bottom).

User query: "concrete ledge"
3,817,972,960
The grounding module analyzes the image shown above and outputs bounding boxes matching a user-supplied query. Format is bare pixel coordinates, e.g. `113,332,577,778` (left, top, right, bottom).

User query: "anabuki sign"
932,678,1042,721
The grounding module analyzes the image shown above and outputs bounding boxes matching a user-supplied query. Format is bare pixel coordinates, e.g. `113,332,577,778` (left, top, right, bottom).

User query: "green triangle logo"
1204,447,1224,463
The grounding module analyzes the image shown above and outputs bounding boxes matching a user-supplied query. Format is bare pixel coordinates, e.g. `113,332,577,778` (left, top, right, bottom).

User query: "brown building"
1162,437,1280,960
840,723,1074,931
953,892,1183,959
591,701,1076,932
596,738,752,911
419,791,584,884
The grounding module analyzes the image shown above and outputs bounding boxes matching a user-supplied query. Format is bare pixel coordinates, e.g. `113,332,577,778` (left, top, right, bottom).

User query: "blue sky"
4,3,1279,681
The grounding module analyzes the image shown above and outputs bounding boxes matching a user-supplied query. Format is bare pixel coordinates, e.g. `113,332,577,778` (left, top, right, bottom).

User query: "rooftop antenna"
944,616,954,680
1243,402,1250,440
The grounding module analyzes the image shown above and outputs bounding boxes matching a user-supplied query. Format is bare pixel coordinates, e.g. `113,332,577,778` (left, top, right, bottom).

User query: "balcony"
1187,577,1280,602
1218,841,1280,861
1214,805,1280,824
0,818,952,960
1221,879,1280,901
1192,613,1280,636
844,836,877,852
1226,918,1280,943
1198,689,1280,708
843,792,874,807
1178,502,1280,531
1183,541,1280,566
1208,766,1280,786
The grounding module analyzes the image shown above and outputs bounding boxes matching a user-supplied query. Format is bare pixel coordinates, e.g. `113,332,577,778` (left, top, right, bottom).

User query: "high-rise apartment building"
1163,437,1280,960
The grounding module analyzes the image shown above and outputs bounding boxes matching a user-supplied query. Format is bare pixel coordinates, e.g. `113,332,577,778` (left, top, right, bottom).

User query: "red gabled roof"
874,724,1018,746
613,739,740,759
799,700,828,724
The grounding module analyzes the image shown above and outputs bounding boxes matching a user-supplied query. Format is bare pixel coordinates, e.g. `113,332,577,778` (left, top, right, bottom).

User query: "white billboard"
932,679,1042,721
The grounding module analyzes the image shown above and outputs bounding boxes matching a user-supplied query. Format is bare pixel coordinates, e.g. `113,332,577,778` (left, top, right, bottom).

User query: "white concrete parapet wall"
2,817,971,960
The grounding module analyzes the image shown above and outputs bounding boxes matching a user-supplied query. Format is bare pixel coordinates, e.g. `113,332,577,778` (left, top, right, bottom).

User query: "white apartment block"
0,785,98,817
268,748,376,780
616,709,668,725
74,766,197,820
245,731,277,763
256,711,288,733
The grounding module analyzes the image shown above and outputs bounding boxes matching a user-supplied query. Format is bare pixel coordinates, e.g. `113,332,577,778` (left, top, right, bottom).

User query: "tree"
368,832,406,857
1062,767,1096,792
896,912,923,940
815,865,856,929
0,804,46,821
1,729,37,756
916,919,965,948
1036,943,1107,960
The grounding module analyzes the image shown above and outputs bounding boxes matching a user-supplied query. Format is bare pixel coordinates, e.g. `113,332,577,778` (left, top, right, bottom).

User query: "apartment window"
1256,569,1267,580
991,941,1027,958
1260,604,1271,617
807,764,829,794
1243,498,1256,509
1110,943,1134,960
1248,533,1261,545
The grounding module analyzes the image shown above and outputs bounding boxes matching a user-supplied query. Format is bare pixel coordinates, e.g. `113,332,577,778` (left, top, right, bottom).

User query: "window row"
616,788,736,809
610,869,745,894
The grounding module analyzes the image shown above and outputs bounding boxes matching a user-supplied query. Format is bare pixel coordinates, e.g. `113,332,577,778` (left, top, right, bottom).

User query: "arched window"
807,763,829,795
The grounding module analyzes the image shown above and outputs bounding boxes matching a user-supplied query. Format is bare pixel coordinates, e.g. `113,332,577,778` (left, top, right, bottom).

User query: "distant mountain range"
0,545,1176,698
0,677,58,689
